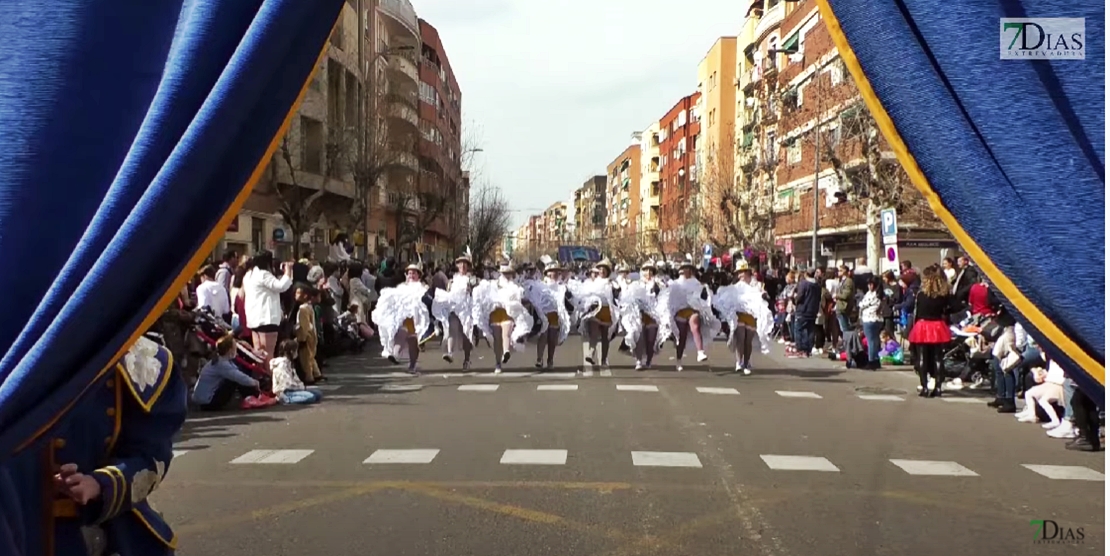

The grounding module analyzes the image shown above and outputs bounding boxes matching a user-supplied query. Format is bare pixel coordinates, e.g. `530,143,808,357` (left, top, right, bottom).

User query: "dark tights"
917,343,945,396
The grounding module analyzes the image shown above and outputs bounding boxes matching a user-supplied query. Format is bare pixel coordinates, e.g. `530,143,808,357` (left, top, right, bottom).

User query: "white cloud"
414,0,745,227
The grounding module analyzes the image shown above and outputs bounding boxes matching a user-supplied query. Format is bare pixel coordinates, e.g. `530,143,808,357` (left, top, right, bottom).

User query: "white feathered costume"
431,273,476,345
617,280,672,350
523,279,571,344
566,277,618,338
665,276,722,346
712,279,774,354
370,281,431,358
471,277,534,351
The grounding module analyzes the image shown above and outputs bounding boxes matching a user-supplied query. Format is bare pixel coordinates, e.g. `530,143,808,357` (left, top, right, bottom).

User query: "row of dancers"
369,250,774,374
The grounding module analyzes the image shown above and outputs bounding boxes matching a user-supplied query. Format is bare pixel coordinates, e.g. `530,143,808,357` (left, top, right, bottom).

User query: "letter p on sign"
880,209,898,239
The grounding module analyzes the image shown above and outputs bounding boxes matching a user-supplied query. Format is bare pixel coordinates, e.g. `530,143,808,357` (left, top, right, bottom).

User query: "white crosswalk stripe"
458,384,499,392
631,451,703,468
1021,464,1104,481
537,384,579,391
889,459,978,476
776,391,822,399
760,455,840,472
599,369,613,377
230,449,314,464
363,449,440,464
500,449,568,465
857,394,904,402
616,385,659,392
696,387,740,395
379,384,423,392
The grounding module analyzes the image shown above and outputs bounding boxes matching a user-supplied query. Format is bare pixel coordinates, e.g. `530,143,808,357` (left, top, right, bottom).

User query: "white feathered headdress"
455,246,473,265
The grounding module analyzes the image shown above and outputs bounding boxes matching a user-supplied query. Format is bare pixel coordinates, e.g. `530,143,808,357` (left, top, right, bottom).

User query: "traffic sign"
880,208,898,244
703,244,713,257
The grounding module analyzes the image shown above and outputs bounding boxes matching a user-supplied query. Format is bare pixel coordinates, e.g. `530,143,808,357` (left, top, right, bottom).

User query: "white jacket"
243,268,292,328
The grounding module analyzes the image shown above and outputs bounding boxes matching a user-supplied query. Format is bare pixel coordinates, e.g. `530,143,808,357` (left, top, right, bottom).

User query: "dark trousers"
917,343,945,389
200,380,258,411
793,316,816,354
1071,388,1102,447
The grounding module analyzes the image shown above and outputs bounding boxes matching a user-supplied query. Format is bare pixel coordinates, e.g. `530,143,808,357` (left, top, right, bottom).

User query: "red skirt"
908,319,951,344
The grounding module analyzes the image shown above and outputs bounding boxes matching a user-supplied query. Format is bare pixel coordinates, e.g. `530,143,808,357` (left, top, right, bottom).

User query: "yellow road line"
398,483,662,547
174,484,384,535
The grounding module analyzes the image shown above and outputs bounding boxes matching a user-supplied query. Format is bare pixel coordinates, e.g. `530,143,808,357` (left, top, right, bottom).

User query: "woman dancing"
569,259,619,373
666,258,720,371
370,262,431,374
526,260,572,370
432,248,477,369
618,261,671,370
713,261,774,374
472,263,534,373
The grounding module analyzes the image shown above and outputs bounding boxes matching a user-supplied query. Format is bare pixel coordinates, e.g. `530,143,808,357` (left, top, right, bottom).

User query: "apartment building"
740,0,948,269
657,93,701,254
696,36,738,248
573,175,607,244
605,139,642,247
637,122,662,252
219,0,468,264
412,18,464,262
543,201,571,245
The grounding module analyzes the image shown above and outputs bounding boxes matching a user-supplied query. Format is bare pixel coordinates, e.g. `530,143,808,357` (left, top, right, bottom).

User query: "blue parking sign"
880,209,898,238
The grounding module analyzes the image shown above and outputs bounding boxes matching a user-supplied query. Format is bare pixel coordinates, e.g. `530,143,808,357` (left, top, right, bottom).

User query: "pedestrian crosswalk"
170,448,1104,481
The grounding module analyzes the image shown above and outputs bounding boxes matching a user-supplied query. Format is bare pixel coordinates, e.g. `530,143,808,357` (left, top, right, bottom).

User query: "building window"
677,110,686,127
828,63,843,86
786,139,801,165
300,116,324,174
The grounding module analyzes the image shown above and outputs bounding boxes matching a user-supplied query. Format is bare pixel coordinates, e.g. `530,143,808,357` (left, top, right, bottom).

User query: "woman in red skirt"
908,266,955,397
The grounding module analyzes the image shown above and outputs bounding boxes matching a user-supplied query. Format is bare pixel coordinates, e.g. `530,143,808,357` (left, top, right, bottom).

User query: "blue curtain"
0,0,344,458
820,0,1104,404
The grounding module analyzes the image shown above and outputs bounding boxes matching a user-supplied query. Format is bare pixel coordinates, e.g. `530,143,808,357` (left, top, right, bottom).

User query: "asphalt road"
156,336,1105,555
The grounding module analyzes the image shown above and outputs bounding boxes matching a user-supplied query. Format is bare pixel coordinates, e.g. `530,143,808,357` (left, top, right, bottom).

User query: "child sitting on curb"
270,339,323,405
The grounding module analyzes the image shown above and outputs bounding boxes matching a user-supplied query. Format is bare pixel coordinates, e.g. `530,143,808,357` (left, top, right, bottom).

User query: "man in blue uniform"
2,335,186,556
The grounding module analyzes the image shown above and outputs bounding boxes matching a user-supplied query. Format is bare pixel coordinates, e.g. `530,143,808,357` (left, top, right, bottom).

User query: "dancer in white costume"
370,262,432,374
618,261,672,370
471,264,534,373
523,259,571,369
712,260,774,374
432,248,477,368
568,258,619,372
667,258,721,371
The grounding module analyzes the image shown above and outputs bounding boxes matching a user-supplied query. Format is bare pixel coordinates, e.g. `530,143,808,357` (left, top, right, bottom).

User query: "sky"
412,0,747,229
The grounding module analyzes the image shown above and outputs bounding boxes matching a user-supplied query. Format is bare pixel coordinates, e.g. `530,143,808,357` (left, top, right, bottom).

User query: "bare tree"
333,69,420,259
794,57,939,268
700,122,777,253
390,169,450,255
268,129,348,259
468,182,512,264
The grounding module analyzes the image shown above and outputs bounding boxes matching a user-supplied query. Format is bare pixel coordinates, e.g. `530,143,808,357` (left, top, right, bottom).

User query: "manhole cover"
855,386,908,396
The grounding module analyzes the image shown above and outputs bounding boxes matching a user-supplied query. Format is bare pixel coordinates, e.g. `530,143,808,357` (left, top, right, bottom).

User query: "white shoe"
735,363,744,372
1042,420,1062,430
1017,413,1038,423
1048,422,1078,439
494,367,502,375
635,362,644,371
696,351,708,362
676,364,684,372
743,365,752,376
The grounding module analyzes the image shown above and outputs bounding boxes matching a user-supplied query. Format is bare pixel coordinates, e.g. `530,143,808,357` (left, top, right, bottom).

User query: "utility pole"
810,117,820,270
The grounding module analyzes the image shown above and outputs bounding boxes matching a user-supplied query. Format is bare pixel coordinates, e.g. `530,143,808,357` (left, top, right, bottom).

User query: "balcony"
386,102,419,128
378,0,419,39
388,55,418,85
389,151,419,173
754,0,785,42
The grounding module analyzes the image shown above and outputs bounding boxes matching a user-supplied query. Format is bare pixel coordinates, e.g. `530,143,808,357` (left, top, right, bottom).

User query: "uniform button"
106,408,116,417
53,438,65,449
106,379,115,388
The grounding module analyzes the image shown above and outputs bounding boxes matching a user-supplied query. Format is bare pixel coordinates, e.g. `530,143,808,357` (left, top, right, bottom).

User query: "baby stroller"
192,307,270,382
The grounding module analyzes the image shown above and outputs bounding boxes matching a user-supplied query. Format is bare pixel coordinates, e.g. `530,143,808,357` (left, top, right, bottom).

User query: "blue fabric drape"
823,0,1104,404
0,0,344,458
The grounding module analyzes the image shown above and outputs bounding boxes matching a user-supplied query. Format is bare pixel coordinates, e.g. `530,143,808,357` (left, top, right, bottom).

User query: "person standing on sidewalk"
858,276,885,370
833,265,856,352
790,269,821,358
